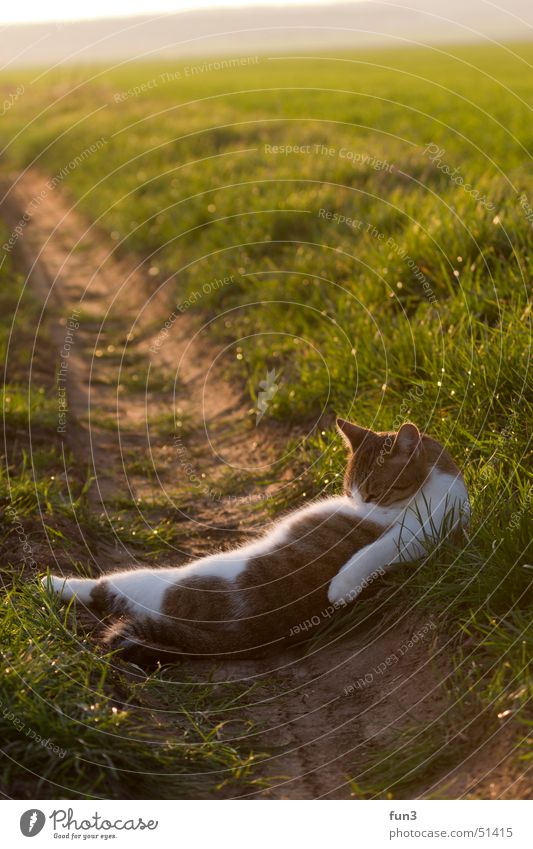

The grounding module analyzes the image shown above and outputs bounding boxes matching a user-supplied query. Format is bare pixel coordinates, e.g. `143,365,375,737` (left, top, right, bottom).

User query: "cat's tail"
41,574,100,604
103,614,262,667
102,618,192,669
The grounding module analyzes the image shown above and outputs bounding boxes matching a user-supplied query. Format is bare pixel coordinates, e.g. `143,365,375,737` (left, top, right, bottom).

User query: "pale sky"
0,0,351,26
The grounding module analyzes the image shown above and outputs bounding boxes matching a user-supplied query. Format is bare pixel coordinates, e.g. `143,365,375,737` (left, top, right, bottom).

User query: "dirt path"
1,169,452,799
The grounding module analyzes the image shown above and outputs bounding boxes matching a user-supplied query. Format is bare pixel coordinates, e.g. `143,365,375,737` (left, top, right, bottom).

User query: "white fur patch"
105,568,172,618
41,575,97,604
109,550,259,619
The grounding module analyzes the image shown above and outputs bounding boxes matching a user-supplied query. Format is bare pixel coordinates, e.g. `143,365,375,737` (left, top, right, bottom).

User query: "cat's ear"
392,422,421,456
336,418,372,451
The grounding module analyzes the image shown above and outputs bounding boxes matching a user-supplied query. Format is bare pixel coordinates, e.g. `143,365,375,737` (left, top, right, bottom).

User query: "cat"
42,419,469,663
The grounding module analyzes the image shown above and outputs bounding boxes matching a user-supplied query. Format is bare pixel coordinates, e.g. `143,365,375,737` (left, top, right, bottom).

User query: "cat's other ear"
392,422,421,457
336,418,372,452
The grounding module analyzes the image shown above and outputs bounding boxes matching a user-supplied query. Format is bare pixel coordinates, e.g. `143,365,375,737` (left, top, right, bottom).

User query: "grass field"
0,42,532,798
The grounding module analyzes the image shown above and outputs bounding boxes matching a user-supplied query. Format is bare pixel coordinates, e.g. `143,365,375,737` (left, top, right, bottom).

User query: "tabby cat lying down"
42,419,469,663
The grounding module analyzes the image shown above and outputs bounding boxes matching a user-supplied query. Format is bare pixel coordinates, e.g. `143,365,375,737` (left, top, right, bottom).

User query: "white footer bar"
2,799,531,848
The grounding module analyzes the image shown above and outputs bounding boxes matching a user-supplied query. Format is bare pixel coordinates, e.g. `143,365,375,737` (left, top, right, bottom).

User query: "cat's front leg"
327,523,425,605
329,483,469,605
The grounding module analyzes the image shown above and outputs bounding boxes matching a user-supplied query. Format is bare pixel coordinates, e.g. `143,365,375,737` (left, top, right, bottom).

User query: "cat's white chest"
328,468,469,604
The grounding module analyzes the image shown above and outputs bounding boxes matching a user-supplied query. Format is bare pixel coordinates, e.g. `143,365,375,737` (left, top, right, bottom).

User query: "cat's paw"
327,572,361,606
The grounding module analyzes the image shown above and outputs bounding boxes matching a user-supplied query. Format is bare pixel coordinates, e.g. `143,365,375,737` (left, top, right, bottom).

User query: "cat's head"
337,418,429,506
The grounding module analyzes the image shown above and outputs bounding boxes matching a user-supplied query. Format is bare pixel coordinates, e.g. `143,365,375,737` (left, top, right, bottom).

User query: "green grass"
1,42,532,797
